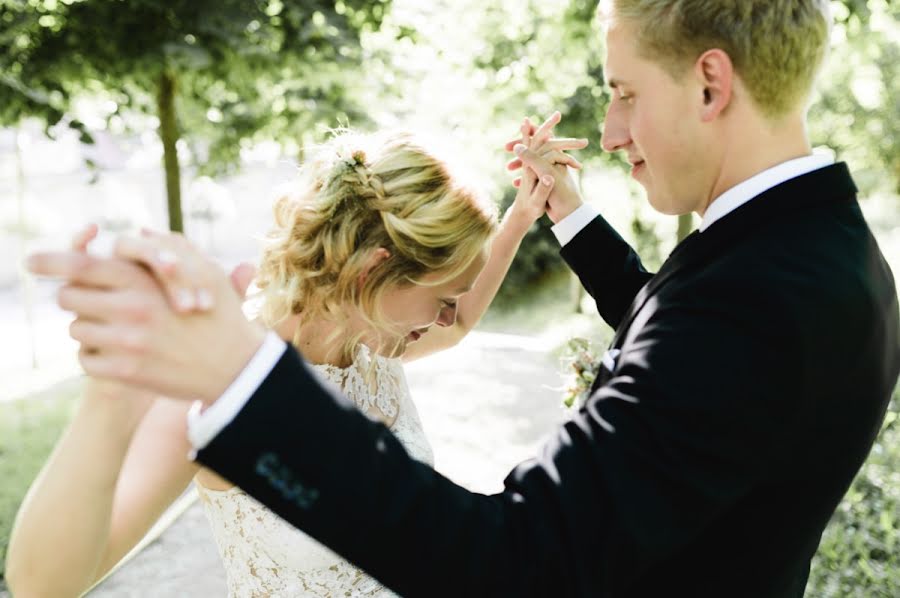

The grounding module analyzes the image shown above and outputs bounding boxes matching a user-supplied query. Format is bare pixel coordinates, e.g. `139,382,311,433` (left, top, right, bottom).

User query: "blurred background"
0,0,897,596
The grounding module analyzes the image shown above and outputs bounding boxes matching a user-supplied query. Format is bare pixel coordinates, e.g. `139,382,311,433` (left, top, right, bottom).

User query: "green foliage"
0,385,81,583
807,388,900,597
1,0,391,138
0,0,394,229
809,0,899,196
495,186,567,303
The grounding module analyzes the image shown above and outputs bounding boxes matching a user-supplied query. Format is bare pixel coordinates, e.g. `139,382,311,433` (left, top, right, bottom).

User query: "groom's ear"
694,48,734,122
358,247,391,288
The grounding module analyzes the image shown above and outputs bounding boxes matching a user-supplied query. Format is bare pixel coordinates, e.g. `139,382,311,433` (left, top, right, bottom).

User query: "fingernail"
157,250,177,265
514,144,526,156
176,288,195,311
542,175,554,186
196,288,215,311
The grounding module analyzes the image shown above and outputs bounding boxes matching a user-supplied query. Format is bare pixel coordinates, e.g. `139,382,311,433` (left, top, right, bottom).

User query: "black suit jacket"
197,163,900,597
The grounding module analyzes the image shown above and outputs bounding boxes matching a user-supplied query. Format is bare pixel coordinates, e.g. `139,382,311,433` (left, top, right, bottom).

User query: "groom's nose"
601,101,630,153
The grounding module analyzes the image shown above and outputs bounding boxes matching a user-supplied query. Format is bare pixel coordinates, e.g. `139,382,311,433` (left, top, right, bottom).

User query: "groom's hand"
505,111,589,223
504,112,588,182
514,145,584,224
27,233,266,405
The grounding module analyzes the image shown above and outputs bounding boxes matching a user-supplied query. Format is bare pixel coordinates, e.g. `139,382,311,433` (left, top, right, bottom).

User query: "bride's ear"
358,247,391,287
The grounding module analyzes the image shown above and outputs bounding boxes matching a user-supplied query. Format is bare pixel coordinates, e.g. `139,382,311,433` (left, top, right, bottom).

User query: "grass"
0,378,82,585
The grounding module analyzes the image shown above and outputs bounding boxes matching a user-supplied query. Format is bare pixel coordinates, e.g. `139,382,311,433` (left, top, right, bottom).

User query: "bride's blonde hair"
255,130,498,359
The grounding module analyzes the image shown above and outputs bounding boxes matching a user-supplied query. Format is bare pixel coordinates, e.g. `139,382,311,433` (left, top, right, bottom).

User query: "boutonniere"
560,337,600,409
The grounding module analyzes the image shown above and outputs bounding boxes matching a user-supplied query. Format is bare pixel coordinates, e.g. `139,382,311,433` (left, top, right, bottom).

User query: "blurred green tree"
0,0,391,232
810,0,900,196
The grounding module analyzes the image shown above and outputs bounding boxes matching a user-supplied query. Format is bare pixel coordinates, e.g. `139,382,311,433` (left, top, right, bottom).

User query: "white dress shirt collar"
700,154,834,232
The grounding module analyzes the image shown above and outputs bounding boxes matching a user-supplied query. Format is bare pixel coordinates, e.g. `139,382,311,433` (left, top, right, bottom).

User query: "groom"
29,1,900,596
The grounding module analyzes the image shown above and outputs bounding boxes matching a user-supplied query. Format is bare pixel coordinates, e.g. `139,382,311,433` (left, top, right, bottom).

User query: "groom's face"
601,20,712,216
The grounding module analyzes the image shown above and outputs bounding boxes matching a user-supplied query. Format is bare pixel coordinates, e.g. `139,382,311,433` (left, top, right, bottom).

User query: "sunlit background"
1,1,898,595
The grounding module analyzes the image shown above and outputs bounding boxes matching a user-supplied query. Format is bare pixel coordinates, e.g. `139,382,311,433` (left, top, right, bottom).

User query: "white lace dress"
196,345,434,597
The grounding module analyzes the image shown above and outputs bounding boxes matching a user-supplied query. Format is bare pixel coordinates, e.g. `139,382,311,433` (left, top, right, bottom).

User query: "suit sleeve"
559,215,654,330
195,287,798,597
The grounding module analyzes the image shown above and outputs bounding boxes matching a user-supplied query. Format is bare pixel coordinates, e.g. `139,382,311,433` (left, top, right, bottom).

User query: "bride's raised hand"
29,229,264,402
504,111,589,188
66,224,158,426
506,118,557,227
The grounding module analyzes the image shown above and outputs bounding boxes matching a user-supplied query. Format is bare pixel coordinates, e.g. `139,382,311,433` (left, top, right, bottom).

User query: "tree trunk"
157,70,184,233
676,213,693,242
15,127,38,368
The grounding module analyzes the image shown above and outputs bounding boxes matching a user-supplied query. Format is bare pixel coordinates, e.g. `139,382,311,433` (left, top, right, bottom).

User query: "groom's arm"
553,205,653,329
513,144,653,330
194,293,790,597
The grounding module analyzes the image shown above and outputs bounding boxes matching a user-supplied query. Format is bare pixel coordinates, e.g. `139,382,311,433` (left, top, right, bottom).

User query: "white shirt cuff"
551,203,602,246
186,331,287,458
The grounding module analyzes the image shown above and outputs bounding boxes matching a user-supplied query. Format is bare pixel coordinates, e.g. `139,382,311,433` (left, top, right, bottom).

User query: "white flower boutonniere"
560,337,600,409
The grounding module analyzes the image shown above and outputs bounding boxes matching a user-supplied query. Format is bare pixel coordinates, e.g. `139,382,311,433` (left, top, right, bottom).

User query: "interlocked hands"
505,110,589,224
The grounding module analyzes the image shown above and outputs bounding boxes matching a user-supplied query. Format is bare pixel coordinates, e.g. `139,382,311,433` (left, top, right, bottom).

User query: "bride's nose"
435,304,458,327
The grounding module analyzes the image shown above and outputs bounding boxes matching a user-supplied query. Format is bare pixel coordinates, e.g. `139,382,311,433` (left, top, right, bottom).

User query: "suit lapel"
589,233,703,393
588,162,858,395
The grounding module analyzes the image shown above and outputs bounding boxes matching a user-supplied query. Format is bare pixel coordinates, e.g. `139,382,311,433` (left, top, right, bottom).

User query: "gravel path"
85,330,569,596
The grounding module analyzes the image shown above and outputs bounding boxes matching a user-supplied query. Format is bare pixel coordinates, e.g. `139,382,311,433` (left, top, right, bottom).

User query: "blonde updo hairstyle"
255,130,498,360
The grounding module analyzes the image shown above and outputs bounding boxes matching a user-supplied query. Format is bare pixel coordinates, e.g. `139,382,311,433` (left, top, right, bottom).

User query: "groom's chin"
646,193,681,217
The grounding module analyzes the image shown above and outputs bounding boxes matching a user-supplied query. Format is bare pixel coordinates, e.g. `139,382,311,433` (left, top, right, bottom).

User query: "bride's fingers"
115,232,215,313
507,140,588,172
521,118,533,155
542,138,590,152
114,235,194,312
505,115,584,154
56,284,150,322
229,262,257,298
504,120,538,151
541,149,583,170
71,223,100,252
527,172,555,205
27,251,140,288
531,111,562,149
70,318,141,351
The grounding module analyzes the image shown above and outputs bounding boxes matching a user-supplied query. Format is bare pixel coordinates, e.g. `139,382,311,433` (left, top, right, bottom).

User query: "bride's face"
368,247,489,356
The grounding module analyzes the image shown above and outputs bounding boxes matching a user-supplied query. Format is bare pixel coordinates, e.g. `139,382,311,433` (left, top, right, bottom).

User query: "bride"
6,120,582,596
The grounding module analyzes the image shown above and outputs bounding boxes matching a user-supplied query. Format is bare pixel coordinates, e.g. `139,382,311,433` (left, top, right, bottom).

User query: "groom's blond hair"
255,130,497,362
601,0,832,118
